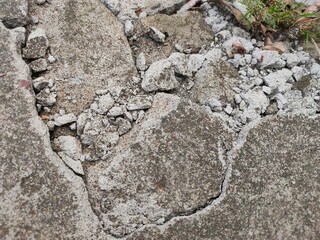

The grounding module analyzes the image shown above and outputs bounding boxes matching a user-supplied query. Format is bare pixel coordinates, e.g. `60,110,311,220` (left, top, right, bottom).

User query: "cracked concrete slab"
0,22,107,240
84,93,235,237
27,0,137,115
132,12,213,66
126,115,320,239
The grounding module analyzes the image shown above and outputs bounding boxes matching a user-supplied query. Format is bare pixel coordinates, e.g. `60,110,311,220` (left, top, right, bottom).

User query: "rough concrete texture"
0,0,28,28
0,22,106,240
102,0,187,20
127,115,320,239
133,12,213,66
192,60,240,106
85,93,235,237
27,0,136,115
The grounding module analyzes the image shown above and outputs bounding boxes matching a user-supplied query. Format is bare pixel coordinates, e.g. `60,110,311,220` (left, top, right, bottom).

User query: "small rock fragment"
54,135,82,160
252,50,286,69
28,58,47,72
126,96,153,111
224,104,233,114
149,27,166,43
47,54,56,63
98,93,115,114
35,0,46,5
54,113,77,126
76,112,89,136
136,53,146,71
282,53,300,68
107,106,124,117
264,69,293,91
124,20,134,37
142,59,178,92
136,110,145,123
117,118,132,135
33,76,49,92
36,89,57,107
22,28,49,59
275,94,288,110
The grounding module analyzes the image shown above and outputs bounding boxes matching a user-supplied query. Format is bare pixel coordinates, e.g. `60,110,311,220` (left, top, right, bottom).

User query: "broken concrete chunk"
116,118,132,135
33,76,49,92
149,27,166,43
107,106,124,117
252,50,286,69
54,113,77,126
192,61,239,106
54,136,82,161
36,89,57,107
188,54,205,73
205,48,222,62
22,28,49,59
28,58,47,73
35,0,46,5
93,131,120,158
136,52,146,71
124,20,134,36
127,95,153,111
282,53,300,68
98,93,115,114
241,88,269,114
0,0,28,28
76,112,89,136
142,59,179,92
264,69,293,91
310,63,320,77
169,52,191,77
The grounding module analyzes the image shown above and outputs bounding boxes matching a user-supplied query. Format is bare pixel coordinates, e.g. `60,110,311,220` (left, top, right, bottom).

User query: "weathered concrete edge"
117,113,319,238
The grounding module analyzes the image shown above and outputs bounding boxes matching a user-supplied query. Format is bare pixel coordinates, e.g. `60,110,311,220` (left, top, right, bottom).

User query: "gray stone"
28,58,47,72
98,93,114,114
0,0,28,28
124,20,134,36
291,66,309,81
149,27,166,43
36,88,57,107
310,63,320,77
116,118,132,135
92,131,120,158
223,36,254,54
35,0,46,4
282,53,300,68
32,76,49,92
127,95,153,111
263,69,293,91
0,21,105,239
142,59,179,92
188,54,205,73
107,106,124,117
192,61,240,106
275,93,288,110
205,48,222,62
47,54,56,63
241,88,269,114
76,112,89,136
168,52,191,77
136,52,146,71
22,28,49,59
127,116,320,240
85,93,234,237
54,113,77,126
252,50,286,69
27,0,136,115
53,135,82,161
